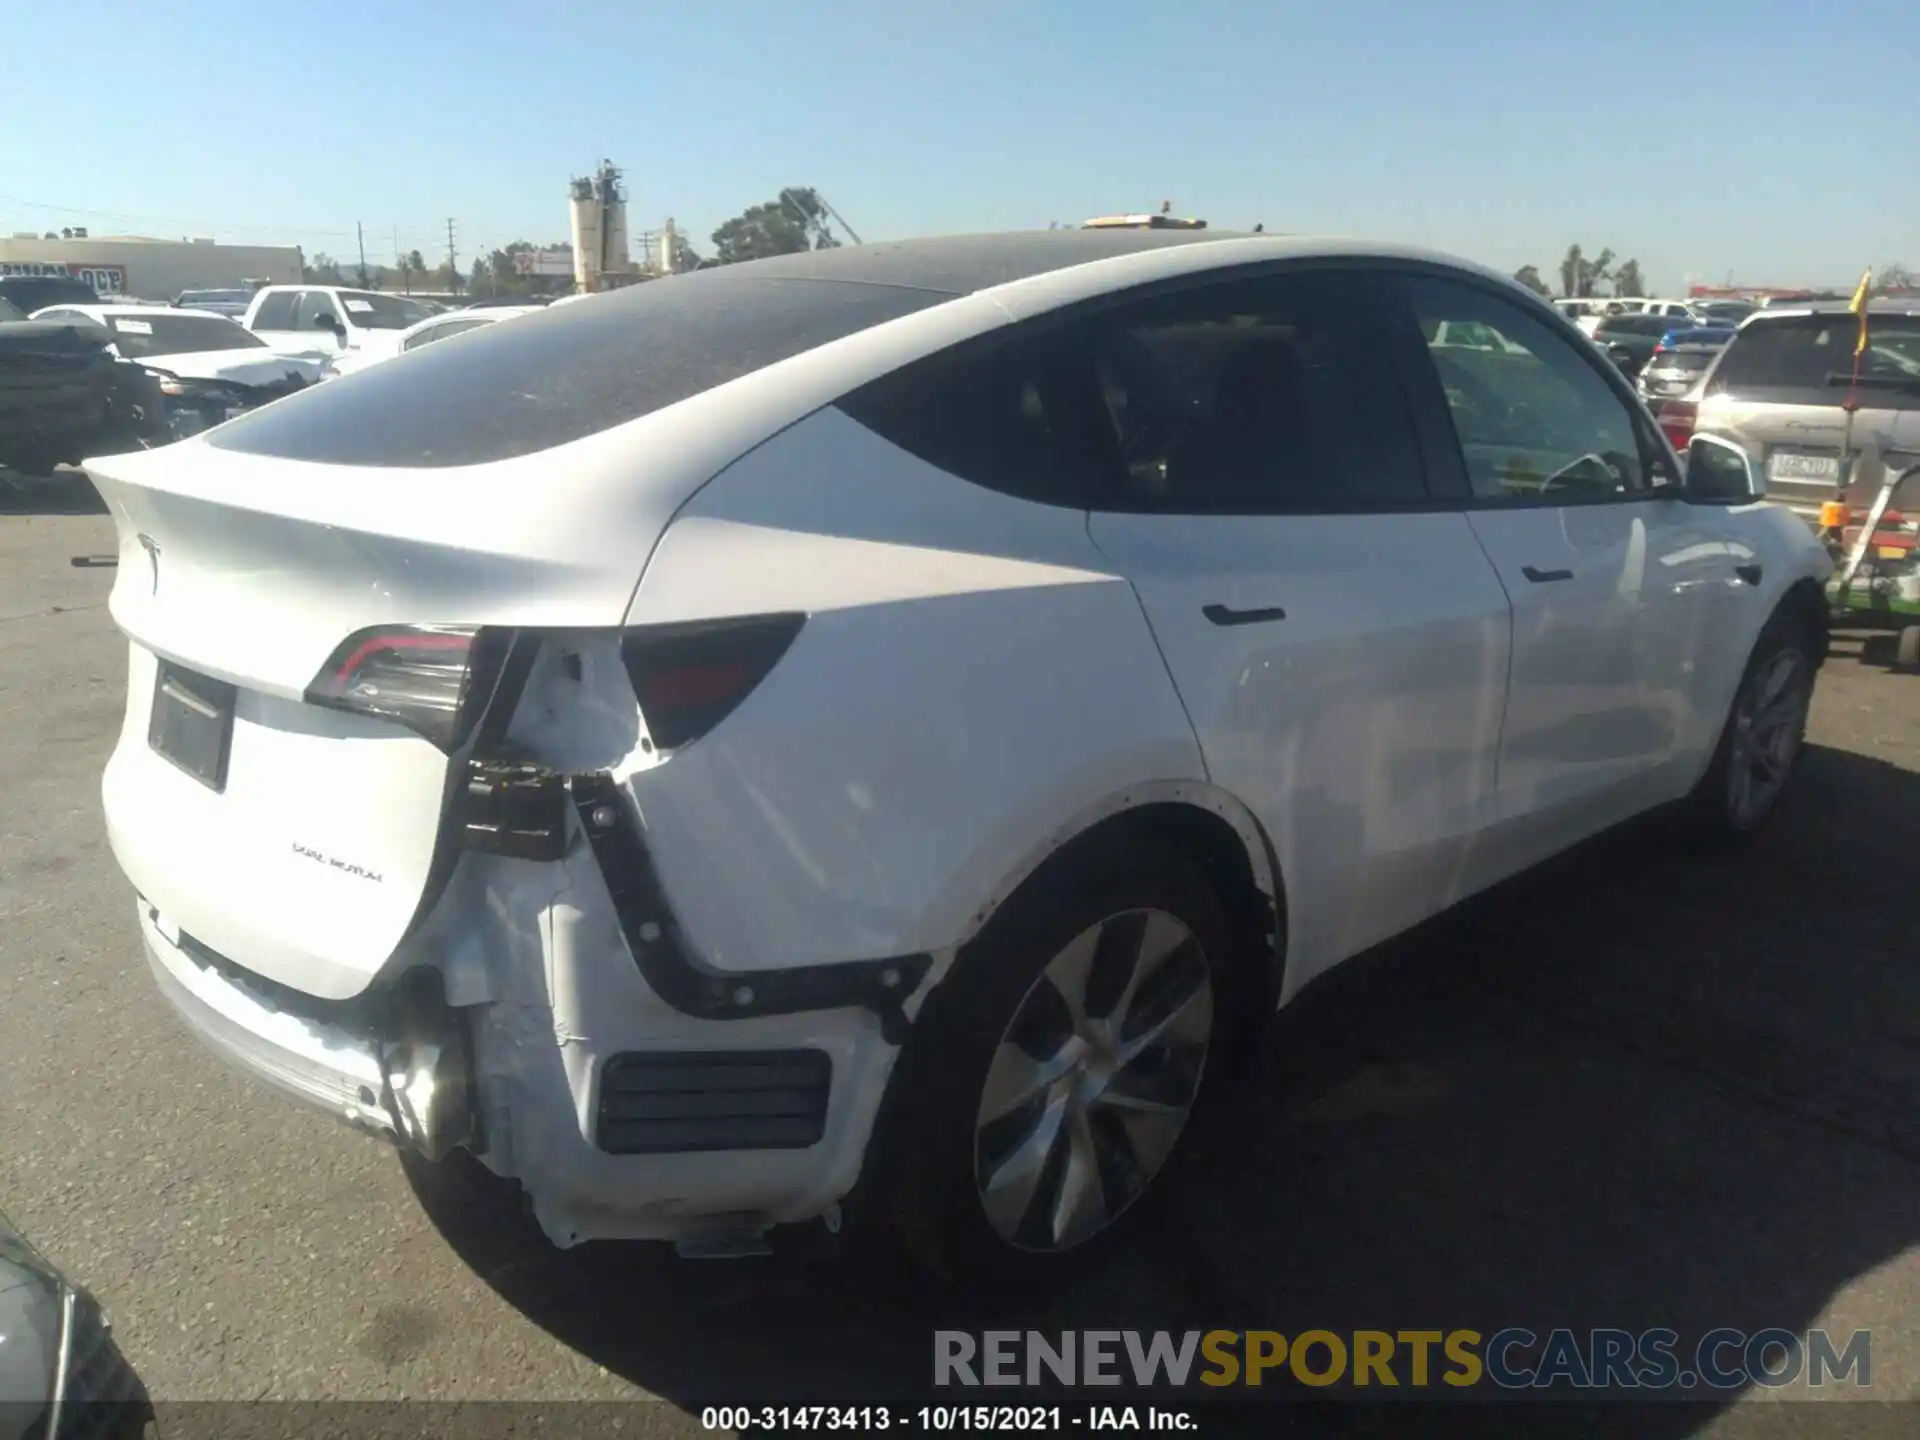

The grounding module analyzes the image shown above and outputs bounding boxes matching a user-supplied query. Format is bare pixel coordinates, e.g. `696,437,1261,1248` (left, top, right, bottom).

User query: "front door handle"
1203,603,1287,627
1735,563,1763,586
1521,565,1574,583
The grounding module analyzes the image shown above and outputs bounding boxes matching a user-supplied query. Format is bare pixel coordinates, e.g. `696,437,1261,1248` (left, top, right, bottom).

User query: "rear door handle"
1521,565,1573,583
1203,603,1287,627
1735,563,1763,586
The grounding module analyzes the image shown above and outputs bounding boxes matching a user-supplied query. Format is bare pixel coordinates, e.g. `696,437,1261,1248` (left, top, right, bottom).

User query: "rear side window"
209,274,949,468
1708,314,1920,402
836,322,1114,508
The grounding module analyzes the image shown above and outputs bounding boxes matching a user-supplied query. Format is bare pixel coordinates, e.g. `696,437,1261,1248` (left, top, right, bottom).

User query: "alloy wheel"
1727,646,1810,827
972,908,1214,1253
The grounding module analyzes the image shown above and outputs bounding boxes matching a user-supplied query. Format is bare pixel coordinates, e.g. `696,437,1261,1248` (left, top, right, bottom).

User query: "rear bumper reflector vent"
596,1049,831,1154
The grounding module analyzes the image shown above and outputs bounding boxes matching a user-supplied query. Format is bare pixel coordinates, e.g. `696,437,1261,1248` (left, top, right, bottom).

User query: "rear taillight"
306,624,509,751
1658,399,1696,452
621,613,805,751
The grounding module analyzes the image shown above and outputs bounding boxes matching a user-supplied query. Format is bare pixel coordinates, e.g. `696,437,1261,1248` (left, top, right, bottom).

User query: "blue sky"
3,0,1911,292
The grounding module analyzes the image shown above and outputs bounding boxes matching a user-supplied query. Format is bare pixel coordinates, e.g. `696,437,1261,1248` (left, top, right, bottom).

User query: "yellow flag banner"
1850,268,1872,357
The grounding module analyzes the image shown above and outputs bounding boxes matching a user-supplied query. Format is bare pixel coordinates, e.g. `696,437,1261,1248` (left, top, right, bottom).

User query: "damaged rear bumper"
137,879,911,1250
139,903,476,1158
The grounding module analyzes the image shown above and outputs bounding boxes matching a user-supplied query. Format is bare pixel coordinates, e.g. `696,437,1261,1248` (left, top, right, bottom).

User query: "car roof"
667,229,1544,298
1747,299,1920,320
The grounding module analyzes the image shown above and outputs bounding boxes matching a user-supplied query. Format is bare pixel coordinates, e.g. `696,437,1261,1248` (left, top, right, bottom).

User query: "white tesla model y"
91,231,1832,1283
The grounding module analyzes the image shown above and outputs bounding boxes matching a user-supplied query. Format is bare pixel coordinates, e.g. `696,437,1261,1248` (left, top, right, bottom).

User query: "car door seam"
1457,511,1516,800
1080,508,1213,785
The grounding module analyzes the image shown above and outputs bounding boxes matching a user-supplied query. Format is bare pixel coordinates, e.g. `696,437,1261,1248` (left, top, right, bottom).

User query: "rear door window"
209,273,950,468
1085,271,1430,511
1708,313,1920,404
251,292,298,329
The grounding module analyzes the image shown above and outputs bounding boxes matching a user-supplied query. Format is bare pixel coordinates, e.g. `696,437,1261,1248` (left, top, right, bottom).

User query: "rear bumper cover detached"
137,889,903,1249
139,904,477,1159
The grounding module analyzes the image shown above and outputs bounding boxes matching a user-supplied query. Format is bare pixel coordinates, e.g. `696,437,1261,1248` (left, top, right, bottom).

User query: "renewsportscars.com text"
934,1328,1871,1392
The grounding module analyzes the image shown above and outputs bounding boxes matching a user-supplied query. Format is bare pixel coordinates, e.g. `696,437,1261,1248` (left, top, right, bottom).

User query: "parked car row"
1655,297,1920,546
0,281,559,473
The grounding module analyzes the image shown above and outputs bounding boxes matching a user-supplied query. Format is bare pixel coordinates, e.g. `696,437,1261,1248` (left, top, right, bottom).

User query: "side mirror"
1684,434,1760,504
1607,343,1635,366
314,312,343,333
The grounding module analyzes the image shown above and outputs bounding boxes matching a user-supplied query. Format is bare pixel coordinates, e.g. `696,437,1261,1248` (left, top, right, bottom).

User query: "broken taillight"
1658,399,1697,453
620,613,805,751
305,624,509,751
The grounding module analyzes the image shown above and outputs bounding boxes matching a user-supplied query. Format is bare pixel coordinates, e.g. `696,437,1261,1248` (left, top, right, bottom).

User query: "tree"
1583,247,1616,297
1559,243,1618,298
1559,245,1583,299
1512,265,1550,296
1878,263,1916,294
469,254,491,293
710,185,843,265
304,251,345,284
1612,259,1645,297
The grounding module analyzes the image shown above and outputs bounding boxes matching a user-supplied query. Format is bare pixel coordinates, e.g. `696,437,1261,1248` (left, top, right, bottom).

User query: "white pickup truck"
241,285,442,369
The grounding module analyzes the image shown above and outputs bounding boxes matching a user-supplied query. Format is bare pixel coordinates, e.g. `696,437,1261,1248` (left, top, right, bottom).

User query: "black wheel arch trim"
568,773,931,1040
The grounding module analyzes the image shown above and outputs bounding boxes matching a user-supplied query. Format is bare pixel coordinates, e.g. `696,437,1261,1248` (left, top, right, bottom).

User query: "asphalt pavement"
1,471,1915,1437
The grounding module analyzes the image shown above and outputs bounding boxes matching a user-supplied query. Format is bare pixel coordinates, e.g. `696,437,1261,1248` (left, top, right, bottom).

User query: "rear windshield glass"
1708,313,1920,400
108,314,264,357
322,291,439,330
1650,351,1715,374
208,273,950,467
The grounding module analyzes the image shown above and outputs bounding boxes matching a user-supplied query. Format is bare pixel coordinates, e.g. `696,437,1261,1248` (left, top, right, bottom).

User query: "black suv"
0,274,106,314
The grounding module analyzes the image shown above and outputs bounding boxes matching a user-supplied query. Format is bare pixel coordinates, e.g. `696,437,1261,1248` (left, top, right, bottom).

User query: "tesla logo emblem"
136,533,160,595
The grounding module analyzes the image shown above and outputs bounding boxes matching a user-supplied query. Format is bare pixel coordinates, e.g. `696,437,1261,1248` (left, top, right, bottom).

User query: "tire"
1896,624,1920,674
1676,606,1819,841
858,836,1237,1293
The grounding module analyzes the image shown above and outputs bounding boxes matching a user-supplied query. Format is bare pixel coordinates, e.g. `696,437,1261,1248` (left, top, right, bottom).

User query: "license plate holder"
149,661,237,792
1767,451,1839,482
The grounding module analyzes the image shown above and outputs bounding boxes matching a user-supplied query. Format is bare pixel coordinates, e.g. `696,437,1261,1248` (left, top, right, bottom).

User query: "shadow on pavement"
0,468,107,515
408,742,1920,1435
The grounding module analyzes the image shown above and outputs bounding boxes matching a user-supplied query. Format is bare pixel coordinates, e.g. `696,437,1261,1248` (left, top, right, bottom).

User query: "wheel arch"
1776,574,1829,667
932,780,1289,1019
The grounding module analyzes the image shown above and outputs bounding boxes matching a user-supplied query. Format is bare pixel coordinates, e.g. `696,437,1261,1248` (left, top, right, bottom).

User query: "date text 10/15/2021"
703,1407,1191,1432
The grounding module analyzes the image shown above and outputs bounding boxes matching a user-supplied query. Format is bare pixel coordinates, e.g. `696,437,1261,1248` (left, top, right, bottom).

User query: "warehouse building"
0,234,303,301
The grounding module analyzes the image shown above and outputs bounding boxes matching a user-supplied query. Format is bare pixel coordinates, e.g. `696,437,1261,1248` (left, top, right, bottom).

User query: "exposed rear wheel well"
1023,801,1284,1024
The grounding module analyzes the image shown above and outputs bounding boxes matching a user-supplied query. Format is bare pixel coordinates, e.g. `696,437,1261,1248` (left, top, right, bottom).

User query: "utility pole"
356,221,369,288
446,218,459,292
